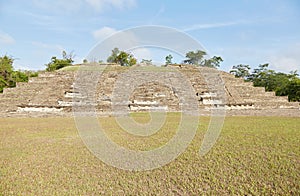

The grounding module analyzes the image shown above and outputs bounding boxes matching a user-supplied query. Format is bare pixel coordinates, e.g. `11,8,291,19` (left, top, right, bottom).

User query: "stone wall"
0,63,298,117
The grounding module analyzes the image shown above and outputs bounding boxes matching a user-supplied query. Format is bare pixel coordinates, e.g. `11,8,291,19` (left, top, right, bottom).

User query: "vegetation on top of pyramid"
0,54,38,93
45,51,75,71
140,59,153,65
107,48,137,66
183,50,223,68
230,63,300,102
0,48,299,102
165,54,173,65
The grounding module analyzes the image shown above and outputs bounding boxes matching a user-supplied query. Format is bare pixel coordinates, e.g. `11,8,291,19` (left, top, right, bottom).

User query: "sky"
0,0,300,73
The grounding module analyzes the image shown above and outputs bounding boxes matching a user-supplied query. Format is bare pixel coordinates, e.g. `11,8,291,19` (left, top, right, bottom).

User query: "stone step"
28,77,73,84
0,102,18,111
15,84,71,92
0,93,34,100
254,101,299,109
239,91,276,97
228,81,255,87
0,65,299,116
37,73,58,78
38,71,75,77
244,95,289,102
233,85,265,93
221,75,245,82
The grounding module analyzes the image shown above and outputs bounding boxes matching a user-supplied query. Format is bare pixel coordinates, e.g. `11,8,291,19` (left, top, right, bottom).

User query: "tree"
203,56,223,68
115,51,137,66
141,59,152,65
0,54,38,93
0,55,14,92
45,51,74,71
0,77,6,93
230,64,251,80
286,77,300,101
127,55,137,66
107,48,137,66
107,48,120,63
165,54,173,65
183,50,206,65
241,63,300,102
249,63,272,88
62,50,75,62
0,55,14,80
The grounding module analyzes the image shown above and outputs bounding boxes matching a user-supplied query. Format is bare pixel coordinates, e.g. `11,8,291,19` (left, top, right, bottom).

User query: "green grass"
58,64,129,72
0,115,299,195
58,64,179,72
58,65,81,71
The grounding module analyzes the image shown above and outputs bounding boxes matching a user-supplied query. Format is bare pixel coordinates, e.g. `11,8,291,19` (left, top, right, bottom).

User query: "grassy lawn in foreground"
0,115,299,195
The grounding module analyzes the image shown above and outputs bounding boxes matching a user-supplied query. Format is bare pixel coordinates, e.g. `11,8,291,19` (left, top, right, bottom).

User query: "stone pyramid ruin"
0,63,299,117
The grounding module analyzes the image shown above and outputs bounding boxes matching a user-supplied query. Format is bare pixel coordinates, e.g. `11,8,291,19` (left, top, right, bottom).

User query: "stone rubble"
0,64,298,117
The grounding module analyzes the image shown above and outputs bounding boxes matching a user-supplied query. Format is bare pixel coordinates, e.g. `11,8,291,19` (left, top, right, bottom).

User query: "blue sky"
0,0,299,73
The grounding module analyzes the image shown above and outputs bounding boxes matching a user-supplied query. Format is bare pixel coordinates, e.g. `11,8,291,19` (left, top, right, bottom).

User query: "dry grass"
0,114,299,195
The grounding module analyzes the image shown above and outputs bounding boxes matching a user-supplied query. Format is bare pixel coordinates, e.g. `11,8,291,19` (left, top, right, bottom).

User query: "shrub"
45,51,74,71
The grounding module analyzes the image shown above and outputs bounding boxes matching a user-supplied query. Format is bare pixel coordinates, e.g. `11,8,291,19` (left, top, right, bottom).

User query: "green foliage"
0,54,38,92
0,77,7,93
45,51,74,71
0,55,14,92
141,59,153,65
286,77,300,101
28,71,39,77
165,54,173,65
183,50,222,68
202,56,223,68
231,63,300,102
107,48,120,63
83,59,88,63
183,50,207,65
115,51,128,66
12,71,28,83
249,63,271,87
230,64,251,80
107,48,137,66
249,64,288,92
0,55,13,75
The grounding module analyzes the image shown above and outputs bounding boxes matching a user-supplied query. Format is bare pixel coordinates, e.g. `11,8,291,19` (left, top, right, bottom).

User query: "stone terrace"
0,64,299,117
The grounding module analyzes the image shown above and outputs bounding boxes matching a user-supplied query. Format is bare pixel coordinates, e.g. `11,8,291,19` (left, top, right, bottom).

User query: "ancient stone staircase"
0,64,298,117
0,71,74,114
218,71,298,109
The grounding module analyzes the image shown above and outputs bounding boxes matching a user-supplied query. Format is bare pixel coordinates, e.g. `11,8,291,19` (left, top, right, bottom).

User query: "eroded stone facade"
0,64,299,117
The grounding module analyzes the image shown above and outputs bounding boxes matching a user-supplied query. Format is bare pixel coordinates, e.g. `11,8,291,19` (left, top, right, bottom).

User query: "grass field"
0,114,299,195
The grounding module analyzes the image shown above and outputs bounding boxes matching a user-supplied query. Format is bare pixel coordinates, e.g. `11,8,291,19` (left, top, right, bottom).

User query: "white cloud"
29,41,73,70
32,0,83,13
0,31,15,44
90,27,154,63
85,0,136,11
213,44,300,73
73,56,86,64
267,44,300,72
13,63,31,71
184,21,243,32
129,47,152,61
32,0,136,13
269,57,300,72
92,27,118,41
31,41,64,52
31,41,65,64
23,11,56,26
